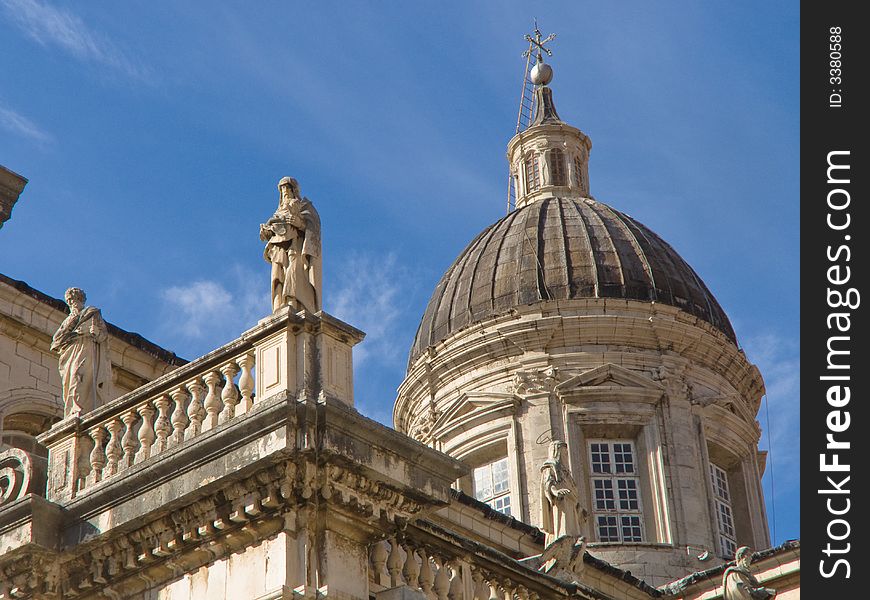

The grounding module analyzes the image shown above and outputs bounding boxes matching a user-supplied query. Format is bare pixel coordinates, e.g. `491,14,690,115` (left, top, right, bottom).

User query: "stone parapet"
1,308,465,598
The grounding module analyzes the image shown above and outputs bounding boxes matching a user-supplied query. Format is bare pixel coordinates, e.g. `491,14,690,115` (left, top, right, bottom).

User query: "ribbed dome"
409,196,735,367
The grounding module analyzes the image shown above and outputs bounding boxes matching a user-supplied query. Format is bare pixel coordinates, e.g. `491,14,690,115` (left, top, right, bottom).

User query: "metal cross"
523,20,556,62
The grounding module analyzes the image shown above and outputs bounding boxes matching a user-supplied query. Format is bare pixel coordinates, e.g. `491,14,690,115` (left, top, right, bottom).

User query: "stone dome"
409,196,735,367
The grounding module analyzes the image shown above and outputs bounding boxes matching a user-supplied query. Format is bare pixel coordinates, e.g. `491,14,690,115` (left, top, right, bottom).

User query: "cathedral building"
0,45,798,600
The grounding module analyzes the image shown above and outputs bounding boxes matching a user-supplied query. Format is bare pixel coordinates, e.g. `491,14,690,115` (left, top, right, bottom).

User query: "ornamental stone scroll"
0,447,46,505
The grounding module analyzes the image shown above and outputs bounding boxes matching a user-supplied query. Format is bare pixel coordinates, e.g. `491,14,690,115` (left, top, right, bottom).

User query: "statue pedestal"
255,308,365,408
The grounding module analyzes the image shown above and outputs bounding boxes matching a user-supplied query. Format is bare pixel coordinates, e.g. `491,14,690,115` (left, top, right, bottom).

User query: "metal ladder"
506,42,538,213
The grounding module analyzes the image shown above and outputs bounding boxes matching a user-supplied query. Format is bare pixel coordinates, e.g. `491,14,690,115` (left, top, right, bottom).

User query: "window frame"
587,439,645,543
710,462,738,558
472,456,513,517
524,151,541,194
549,148,567,186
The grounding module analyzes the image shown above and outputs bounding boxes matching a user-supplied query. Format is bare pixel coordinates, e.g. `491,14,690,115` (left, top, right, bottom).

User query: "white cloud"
0,102,53,145
159,268,268,352
327,252,407,367
1,0,150,81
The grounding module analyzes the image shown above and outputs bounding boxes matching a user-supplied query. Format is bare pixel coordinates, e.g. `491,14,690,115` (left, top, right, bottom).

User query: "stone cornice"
4,392,465,598
397,299,764,433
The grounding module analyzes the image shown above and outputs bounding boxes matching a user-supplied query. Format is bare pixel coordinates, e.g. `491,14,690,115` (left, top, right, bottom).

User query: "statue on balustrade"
260,176,322,313
723,546,776,600
540,439,587,546
50,287,112,417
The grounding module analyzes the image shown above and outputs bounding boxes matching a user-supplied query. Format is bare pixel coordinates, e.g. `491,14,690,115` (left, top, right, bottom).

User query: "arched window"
524,152,541,193
573,156,584,189
550,149,567,186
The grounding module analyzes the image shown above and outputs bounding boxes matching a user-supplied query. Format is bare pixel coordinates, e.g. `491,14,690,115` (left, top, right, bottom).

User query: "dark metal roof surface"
409,197,735,368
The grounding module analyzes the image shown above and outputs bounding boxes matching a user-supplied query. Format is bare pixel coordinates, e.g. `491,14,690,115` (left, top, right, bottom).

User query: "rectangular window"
525,152,541,193
474,457,512,517
588,440,644,542
710,463,738,558
550,149,567,186
573,156,584,188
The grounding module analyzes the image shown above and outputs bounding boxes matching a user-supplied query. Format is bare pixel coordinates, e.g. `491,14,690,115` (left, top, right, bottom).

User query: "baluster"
500,579,513,600
387,538,403,588
185,378,205,440
135,403,155,463
120,410,139,468
419,548,434,597
202,370,222,431
370,541,388,587
487,580,500,600
402,543,420,590
236,352,255,414
153,395,172,453
434,556,450,600
472,569,487,600
170,386,189,446
105,418,123,476
88,426,107,486
447,562,463,600
219,362,241,423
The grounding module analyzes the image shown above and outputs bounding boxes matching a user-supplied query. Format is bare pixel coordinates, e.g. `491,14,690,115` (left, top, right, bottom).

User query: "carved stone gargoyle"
532,535,587,583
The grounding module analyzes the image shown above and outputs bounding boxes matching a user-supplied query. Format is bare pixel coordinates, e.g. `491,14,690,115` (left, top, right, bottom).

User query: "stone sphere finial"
530,61,554,86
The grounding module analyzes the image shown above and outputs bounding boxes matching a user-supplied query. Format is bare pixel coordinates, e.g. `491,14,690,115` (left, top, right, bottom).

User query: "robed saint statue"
260,177,322,314
50,287,113,417
540,440,587,546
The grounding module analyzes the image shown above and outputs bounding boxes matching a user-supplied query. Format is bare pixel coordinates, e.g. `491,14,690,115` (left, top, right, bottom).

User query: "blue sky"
0,1,799,545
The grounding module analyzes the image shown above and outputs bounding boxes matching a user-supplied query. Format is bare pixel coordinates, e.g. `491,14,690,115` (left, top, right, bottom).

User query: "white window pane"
613,443,635,474
491,494,511,517
590,443,611,473
473,465,493,501
590,440,644,543
492,458,510,494
617,479,640,511
621,516,643,542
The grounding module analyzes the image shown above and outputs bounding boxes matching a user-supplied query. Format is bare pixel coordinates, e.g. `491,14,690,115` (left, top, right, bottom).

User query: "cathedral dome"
409,196,735,367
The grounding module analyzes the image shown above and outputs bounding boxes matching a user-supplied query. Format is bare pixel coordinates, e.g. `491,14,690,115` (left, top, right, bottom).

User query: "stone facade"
0,51,799,600
0,272,185,459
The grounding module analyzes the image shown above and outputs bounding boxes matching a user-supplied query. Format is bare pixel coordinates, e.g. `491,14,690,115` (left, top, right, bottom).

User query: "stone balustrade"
38,307,364,503
369,537,544,600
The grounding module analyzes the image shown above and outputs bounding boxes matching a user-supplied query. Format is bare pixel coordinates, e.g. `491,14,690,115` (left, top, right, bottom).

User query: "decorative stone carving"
722,547,776,600
537,535,586,581
0,447,45,505
513,366,558,395
50,287,113,417
260,176,322,313
539,440,586,545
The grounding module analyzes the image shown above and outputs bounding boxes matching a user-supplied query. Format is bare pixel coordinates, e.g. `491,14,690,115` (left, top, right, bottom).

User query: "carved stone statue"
540,440,586,545
260,177,322,314
538,534,586,581
50,288,112,417
722,546,776,600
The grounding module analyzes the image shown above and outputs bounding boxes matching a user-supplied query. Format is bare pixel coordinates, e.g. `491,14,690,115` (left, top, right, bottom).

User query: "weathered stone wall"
397,298,769,587
135,533,295,600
